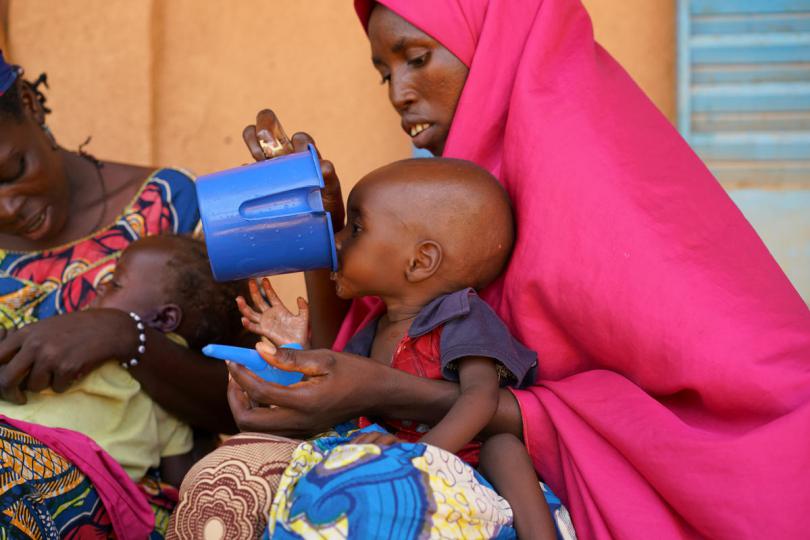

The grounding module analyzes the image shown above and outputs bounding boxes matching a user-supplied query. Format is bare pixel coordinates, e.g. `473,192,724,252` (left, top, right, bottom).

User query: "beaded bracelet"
121,312,146,370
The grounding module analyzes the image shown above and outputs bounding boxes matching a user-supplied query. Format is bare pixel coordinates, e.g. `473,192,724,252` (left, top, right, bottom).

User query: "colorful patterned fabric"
0,168,198,539
174,427,576,539
0,421,180,540
168,433,299,539
267,429,515,539
0,167,199,330
0,421,112,539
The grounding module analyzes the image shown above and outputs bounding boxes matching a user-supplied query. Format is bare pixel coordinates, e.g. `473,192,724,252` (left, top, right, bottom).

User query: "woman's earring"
40,122,59,150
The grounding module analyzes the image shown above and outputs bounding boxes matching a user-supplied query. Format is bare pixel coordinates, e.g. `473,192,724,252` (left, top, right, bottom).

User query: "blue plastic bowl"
196,144,338,281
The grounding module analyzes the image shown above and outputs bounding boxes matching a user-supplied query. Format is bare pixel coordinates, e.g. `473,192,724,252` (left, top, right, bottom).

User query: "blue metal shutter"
677,0,810,301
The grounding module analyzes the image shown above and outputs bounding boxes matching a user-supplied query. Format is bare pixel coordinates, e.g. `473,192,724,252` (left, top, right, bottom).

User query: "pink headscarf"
342,1,810,538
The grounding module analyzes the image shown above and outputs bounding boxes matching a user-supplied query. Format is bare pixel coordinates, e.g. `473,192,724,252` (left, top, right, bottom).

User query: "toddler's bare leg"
479,433,556,540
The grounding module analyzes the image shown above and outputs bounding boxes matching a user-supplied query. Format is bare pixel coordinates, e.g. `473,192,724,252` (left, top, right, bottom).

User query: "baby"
239,158,555,539
0,235,242,485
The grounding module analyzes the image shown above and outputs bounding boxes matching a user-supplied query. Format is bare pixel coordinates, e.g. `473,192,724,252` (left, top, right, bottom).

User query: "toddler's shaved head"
354,158,514,291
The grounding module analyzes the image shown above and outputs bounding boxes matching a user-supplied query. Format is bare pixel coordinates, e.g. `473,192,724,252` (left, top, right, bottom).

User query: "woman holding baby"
175,0,810,539
0,52,236,538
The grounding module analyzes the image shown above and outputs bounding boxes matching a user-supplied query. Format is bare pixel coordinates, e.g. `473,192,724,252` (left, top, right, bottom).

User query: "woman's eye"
407,52,429,68
351,223,362,236
379,73,391,85
0,156,26,184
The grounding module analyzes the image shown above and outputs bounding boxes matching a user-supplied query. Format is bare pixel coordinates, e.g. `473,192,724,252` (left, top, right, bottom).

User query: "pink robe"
340,1,810,538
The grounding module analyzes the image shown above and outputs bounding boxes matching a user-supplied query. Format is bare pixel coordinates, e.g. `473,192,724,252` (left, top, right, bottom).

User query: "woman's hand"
227,342,383,438
0,309,135,403
236,278,310,347
242,109,344,231
227,341,525,440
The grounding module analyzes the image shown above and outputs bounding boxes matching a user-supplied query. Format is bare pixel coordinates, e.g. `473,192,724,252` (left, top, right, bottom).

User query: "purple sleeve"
439,295,538,388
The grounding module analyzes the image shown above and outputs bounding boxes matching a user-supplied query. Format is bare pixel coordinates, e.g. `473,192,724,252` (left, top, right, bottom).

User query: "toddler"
0,235,242,485
240,158,555,539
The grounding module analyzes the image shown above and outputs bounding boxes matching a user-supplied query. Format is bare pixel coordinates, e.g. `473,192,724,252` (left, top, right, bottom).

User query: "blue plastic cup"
195,144,338,281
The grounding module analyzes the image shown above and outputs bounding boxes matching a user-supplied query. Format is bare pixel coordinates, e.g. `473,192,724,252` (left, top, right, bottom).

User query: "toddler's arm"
419,356,499,454
236,278,310,348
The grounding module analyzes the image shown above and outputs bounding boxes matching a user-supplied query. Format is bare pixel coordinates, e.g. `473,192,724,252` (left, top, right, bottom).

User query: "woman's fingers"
352,432,400,445
0,328,21,365
227,374,253,412
0,346,33,404
256,342,330,377
227,361,300,409
290,132,316,154
290,132,345,230
242,124,267,162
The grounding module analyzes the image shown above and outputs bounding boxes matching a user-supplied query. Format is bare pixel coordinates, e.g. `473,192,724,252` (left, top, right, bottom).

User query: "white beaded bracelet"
121,312,146,369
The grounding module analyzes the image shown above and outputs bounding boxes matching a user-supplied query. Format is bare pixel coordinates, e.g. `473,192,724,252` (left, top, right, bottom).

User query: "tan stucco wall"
583,0,677,122
3,1,675,305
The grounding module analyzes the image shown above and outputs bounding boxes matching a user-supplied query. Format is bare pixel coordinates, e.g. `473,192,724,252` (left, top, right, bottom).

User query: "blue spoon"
202,343,304,385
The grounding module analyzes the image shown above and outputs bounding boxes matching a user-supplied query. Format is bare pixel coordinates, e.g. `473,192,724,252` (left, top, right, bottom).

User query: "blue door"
678,0,810,302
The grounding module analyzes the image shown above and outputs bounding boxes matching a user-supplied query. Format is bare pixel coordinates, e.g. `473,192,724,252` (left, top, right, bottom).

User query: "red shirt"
347,289,538,466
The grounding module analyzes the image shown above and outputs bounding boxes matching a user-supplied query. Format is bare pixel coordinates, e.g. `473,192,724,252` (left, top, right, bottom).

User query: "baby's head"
332,158,513,301
95,235,243,349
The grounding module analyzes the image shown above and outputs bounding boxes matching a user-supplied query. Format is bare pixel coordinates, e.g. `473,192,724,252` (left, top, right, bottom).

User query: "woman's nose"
389,74,417,113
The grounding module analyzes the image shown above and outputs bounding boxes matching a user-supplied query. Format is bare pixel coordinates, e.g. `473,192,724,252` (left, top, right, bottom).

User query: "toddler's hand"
236,278,309,347
351,432,402,446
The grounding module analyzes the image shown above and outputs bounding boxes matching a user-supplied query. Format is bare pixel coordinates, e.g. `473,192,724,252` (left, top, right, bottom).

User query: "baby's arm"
236,278,310,348
419,356,499,454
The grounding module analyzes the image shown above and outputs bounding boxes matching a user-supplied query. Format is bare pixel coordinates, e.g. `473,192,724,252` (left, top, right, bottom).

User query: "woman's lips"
409,123,431,137
407,123,434,148
22,206,51,239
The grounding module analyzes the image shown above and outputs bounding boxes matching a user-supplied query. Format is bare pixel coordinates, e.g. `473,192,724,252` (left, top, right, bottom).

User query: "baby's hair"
152,235,244,349
0,70,51,121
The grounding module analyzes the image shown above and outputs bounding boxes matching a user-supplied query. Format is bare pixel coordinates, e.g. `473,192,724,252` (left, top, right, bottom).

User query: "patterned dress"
0,168,199,539
0,168,199,329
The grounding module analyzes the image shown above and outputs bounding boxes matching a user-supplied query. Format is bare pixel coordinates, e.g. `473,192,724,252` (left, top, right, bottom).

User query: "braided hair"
0,71,51,121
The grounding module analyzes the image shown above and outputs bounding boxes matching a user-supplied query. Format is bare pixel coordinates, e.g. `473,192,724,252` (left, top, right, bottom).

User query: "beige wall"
583,0,677,122
3,1,676,305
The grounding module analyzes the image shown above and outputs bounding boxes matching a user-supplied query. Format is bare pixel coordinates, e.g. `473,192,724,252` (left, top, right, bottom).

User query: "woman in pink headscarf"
173,1,810,538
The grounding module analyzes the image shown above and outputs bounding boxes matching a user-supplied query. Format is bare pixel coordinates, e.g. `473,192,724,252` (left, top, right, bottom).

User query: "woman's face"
368,5,468,156
0,84,70,241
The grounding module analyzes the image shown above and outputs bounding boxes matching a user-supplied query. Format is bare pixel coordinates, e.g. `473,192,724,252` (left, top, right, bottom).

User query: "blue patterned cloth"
266,425,575,540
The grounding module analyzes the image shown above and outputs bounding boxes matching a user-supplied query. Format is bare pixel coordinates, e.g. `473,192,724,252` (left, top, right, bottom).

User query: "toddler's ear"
146,303,183,334
406,240,443,283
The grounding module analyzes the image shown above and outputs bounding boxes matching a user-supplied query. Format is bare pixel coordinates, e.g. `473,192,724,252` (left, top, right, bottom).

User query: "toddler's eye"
351,223,362,236
379,73,391,85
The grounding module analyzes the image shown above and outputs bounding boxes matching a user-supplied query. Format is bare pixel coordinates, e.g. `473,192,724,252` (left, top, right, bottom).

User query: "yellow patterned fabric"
0,334,192,481
267,428,515,540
